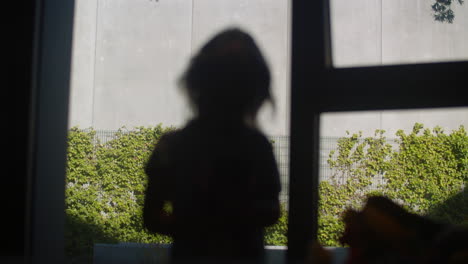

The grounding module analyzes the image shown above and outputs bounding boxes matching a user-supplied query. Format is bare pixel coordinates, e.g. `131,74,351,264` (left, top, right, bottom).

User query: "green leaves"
432,0,464,23
319,123,468,246
66,124,290,257
65,125,174,258
264,204,288,246
65,123,468,253
384,124,465,213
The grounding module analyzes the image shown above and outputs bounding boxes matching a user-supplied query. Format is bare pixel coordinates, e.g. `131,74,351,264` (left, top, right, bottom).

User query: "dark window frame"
287,0,468,261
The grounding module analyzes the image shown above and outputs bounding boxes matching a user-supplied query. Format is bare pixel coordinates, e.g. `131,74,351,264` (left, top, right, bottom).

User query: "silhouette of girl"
144,28,281,264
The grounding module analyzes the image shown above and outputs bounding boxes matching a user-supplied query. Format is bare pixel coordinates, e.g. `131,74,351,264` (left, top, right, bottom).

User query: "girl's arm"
143,135,175,236
249,136,282,227
143,178,174,236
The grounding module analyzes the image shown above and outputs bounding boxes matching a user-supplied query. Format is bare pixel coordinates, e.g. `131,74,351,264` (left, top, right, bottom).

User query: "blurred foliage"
319,123,468,246
65,125,290,259
65,123,467,256
432,0,464,23
65,125,174,259
264,204,288,246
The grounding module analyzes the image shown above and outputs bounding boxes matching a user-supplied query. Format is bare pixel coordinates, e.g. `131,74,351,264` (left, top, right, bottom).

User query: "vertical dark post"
288,0,330,262
30,0,75,263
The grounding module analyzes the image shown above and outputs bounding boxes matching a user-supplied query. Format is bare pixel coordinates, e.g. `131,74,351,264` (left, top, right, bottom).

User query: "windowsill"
93,243,349,264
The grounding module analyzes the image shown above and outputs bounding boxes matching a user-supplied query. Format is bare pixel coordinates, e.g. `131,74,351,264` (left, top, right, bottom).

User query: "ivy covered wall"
65,123,467,260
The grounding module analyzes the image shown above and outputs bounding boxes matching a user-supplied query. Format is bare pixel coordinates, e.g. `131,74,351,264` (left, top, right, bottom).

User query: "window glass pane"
330,0,468,67
318,107,468,253
67,0,290,262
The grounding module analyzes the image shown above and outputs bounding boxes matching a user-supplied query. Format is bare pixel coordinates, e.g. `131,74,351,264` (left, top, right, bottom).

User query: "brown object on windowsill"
339,195,468,264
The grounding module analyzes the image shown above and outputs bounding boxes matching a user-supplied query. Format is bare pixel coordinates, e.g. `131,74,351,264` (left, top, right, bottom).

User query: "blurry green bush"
65,126,174,258
65,123,467,257
318,123,468,246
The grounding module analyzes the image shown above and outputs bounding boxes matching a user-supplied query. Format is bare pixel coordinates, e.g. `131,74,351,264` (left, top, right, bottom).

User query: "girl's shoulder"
167,119,273,152
155,129,180,147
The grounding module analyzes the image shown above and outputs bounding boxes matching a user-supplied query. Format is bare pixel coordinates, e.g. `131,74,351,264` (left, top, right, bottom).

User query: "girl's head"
180,28,272,123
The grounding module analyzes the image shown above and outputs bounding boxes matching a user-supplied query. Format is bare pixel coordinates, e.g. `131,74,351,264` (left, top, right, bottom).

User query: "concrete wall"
69,0,468,137
69,0,290,136
69,0,98,129
330,0,382,66
321,107,468,138
92,0,193,130
330,0,468,66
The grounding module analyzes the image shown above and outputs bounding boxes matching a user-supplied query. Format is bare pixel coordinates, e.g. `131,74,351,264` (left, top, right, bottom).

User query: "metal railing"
84,130,399,204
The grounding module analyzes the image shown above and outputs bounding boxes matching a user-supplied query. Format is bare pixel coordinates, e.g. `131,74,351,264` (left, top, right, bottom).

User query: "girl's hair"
179,28,273,122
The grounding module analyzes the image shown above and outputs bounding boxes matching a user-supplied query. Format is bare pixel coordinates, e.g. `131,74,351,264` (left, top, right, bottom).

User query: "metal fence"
87,130,399,205
270,136,400,204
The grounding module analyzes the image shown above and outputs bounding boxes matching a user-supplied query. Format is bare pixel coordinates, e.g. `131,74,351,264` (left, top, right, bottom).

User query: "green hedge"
319,123,468,246
65,126,173,258
65,123,468,258
65,125,289,259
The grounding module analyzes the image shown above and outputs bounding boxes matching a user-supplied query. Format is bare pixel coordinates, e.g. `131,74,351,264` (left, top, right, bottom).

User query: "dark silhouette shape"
339,195,468,264
143,28,281,264
424,188,468,264
427,186,468,226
